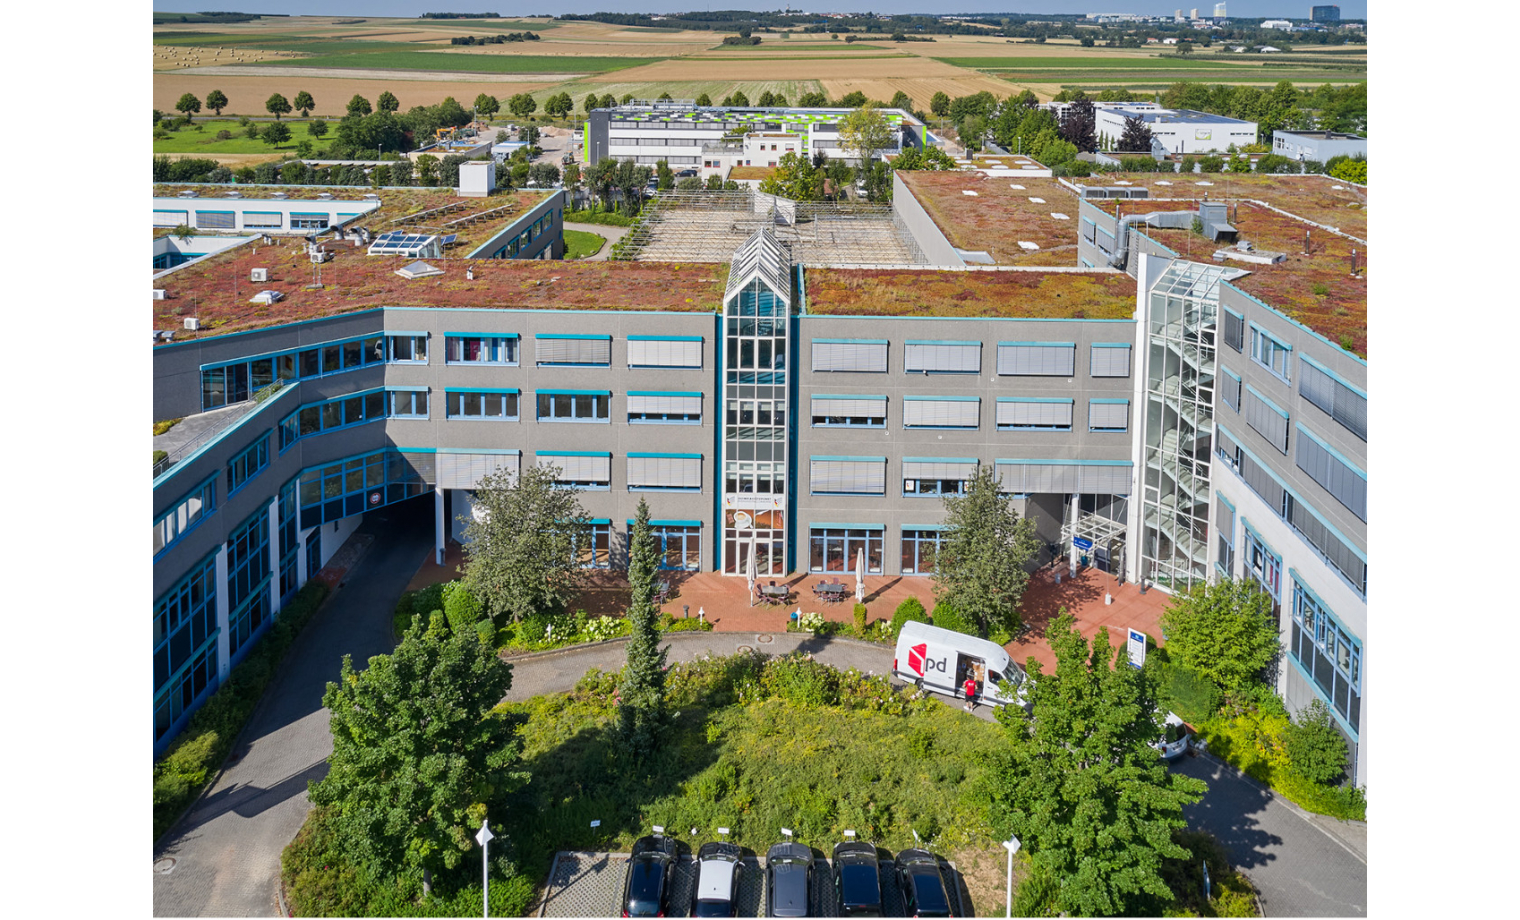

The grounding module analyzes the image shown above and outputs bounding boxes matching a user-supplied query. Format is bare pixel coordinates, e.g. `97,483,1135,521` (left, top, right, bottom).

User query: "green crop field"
938,56,1256,70
702,54,912,61
262,51,661,73
153,120,332,156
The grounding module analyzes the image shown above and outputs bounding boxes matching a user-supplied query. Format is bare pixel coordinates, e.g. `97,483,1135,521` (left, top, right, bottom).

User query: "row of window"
809,396,1129,433
489,209,560,259
807,458,1134,497
1221,311,1366,443
811,340,1131,378
1215,424,1366,596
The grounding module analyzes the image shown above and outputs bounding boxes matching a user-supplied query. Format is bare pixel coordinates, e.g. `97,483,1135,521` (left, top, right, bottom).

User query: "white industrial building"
1045,102,1258,155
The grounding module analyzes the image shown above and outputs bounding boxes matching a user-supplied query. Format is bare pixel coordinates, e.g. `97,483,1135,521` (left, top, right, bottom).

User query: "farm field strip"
592,55,982,82
938,55,1264,70
534,79,827,107
255,51,661,74
154,74,558,115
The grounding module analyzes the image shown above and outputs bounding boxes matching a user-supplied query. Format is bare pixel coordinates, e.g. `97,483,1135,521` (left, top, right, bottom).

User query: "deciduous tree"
261,121,292,147
839,103,893,164
694,92,712,107
929,91,950,117
265,93,292,120
1158,578,1280,692
1060,96,1098,153
984,613,1209,916
932,465,1039,637
376,90,399,113
306,118,328,139
307,615,527,886
205,89,228,116
347,94,372,117
474,93,500,120
619,499,668,757
175,92,201,121
461,464,590,623
293,90,315,117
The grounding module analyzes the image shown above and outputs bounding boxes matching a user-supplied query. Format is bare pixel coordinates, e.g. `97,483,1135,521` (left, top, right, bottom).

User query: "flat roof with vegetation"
897,170,1081,267
154,245,726,341
1077,173,1367,242
805,267,1136,320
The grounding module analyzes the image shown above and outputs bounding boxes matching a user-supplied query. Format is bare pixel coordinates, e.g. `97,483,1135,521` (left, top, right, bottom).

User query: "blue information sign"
1073,536,1094,551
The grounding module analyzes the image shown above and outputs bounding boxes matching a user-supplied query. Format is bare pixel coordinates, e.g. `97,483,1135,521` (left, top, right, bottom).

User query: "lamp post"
475,819,495,918
1002,835,1021,918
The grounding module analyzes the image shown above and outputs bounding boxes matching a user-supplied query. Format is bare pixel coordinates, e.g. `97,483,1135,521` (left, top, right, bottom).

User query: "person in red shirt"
963,675,978,712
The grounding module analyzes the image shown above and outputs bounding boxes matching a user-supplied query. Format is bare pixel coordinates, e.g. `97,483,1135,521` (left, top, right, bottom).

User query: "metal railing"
152,380,287,479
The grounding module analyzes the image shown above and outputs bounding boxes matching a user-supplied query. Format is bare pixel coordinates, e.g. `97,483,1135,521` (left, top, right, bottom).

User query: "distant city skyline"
151,3,1367,22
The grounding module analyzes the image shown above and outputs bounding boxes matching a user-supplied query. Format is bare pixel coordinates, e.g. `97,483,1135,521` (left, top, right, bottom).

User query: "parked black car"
765,842,813,917
691,841,745,917
622,834,678,917
893,848,955,917
831,841,883,917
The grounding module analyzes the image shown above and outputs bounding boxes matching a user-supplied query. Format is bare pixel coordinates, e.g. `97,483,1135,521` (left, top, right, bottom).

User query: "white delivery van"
892,621,1028,708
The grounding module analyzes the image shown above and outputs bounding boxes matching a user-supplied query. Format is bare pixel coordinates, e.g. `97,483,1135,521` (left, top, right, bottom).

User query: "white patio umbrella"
855,547,866,603
746,537,758,606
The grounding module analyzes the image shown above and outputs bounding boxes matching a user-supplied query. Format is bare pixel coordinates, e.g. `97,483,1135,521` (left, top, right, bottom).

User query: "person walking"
963,674,978,712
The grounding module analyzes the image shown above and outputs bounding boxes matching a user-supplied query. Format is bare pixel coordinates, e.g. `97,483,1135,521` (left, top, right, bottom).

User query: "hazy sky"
152,3,1368,21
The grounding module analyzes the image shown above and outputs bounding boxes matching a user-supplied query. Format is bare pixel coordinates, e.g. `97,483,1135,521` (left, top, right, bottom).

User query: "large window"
1088,399,1130,433
297,449,430,529
1244,385,1290,453
577,521,611,568
628,336,703,368
1299,356,1366,442
388,334,428,364
812,339,886,373
1215,494,1236,576
810,395,886,428
537,391,611,422
648,523,701,570
809,527,884,574
538,453,611,490
280,390,387,449
389,390,430,419
154,476,216,557
901,397,979,429
1290,578,1361,735
226,434,270,496
200,334,385,411
902,459,975,497
904,341,981,374
1089,343,1132,377
1295,425,1367,522
153,552,219,742
996,399,1073,432
1250,324,1292,383
446,390,519,421
809,457,886,495
998,342,1075,376
536,334,611,366
226,509,272,658
627,392,702,424
445,334,518,365
1242,524,1281,605
901,529,946,575
628,454,703,491
278,477,300,602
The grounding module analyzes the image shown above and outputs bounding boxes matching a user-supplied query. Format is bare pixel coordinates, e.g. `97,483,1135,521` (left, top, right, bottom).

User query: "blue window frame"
226,509,272,658
808,527,884,574
810,396,886,428
290,212,330,230
1289,575,1361,736
1241,521,1282,605
279,389,388,450
639,522,701,570
154,475,216,558
578,521,611,569
1250,323,1292,383
153,551,219,743
199,334,385,412
389,390,429,419
901,528,947,575
1087,399,1130,433
536,334,612,367
278,477,300,602
297,449,430,530
226,434,270,496
446,389,519,421
444,334,518,365
1215,493,1236,577
628,391,702,424
537,390,611,422
387,334,429,364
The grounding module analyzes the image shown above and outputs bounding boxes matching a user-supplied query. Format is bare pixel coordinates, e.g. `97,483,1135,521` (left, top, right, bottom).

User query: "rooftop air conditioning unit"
152,289,167,300
184,317,201,331
250,268,268,282
271,191,289,199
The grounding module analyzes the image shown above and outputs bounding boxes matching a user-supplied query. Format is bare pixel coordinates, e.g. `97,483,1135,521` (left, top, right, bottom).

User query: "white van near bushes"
892,621,1028,708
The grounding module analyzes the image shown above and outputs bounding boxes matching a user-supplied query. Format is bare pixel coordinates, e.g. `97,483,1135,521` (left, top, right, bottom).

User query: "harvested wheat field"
593,56,981,84
818,75,1023,110
154,74,553,116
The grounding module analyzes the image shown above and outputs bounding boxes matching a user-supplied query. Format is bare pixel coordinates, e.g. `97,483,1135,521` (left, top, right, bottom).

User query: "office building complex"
151,121,1368,787
1311,5,1341,23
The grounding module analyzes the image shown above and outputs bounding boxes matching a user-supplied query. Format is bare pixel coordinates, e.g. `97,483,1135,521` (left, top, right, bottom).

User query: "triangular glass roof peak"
724,227,791,308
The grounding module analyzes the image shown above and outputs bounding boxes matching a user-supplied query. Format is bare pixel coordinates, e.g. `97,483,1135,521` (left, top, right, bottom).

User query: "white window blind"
812,341,887,372
902,399,979,428
195,211,235,230
627,455,703,489
996,462,1132,494
1089,401,1129,431
627,394,702,415
810,459,886,494
904,342,980,373
996,400,1073,428
536,337,611,365
538,454,610,483
1089,344,1131,377
1295,429,1367,522
1244,387,1290,453
436,452,519,490
153,210,188,227
242,212,283,229
998,343,1075,376
1221,370,1242,411
1299,358,1367,441
1223,310,1245,352
902,459,976,480
810,396,886,417
627,338,702,367
1215,498,1236,540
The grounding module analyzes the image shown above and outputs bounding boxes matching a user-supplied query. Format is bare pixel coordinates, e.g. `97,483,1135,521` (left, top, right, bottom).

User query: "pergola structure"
615,189,928,266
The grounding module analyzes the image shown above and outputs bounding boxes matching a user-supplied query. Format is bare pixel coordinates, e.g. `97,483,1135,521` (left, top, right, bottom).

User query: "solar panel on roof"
441,234,458,245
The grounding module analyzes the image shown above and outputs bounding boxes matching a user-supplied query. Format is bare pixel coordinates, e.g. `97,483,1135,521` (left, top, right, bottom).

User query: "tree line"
449,32,539,44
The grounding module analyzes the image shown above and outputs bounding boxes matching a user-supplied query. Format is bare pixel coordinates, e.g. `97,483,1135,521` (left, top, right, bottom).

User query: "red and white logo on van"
907,643,928,675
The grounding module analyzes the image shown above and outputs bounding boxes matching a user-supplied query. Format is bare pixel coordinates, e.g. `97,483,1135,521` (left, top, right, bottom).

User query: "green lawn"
264,51,660,73
561,228,606,260
153,120,330,155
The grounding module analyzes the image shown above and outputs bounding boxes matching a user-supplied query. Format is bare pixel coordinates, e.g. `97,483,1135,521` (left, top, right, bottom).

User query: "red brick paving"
405,545,1172,671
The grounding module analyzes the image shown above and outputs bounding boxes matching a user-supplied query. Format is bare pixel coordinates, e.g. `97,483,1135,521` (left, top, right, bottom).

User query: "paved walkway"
561,221,627,261
152,498,434,917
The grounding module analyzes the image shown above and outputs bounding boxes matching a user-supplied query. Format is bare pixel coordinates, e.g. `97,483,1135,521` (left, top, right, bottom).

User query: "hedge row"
153,581,331,842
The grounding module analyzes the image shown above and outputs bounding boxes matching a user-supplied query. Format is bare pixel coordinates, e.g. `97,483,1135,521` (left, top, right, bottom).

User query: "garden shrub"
1159,662,1220,725
854,602,868,632
1281,699,1348,785
582,615,630,642
1198,155,1224,173
891,597,929,638
661,613,714,633
906,727,936,759
474,619,496,645
763,653,840,707
154,581,329,840
930,601,975,636
413,582,446,618
1157,829,1259,917
442,581,482,636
